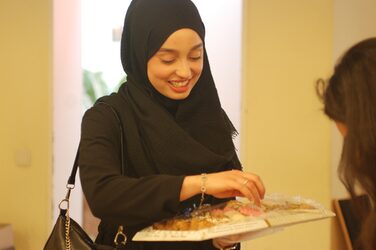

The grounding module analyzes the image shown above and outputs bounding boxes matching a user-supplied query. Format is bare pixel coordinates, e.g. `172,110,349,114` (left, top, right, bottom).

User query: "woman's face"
147,28,204,100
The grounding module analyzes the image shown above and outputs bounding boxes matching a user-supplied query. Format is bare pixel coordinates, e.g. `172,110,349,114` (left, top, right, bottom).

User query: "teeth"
170,80,189,87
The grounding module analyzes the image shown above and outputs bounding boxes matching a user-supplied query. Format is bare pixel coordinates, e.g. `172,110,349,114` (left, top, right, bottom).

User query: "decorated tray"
132,194,335,242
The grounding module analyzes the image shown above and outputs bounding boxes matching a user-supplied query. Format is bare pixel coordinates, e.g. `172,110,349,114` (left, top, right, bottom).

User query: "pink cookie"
239,206,263,217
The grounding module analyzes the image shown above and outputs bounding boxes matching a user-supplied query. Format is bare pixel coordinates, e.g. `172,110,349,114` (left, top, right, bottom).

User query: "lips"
168,79,191,93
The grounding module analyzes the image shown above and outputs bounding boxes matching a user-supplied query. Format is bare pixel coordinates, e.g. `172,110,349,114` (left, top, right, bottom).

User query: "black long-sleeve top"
79,103,223,250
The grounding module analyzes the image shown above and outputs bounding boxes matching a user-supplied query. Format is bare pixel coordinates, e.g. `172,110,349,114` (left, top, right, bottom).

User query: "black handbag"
44,102,127,250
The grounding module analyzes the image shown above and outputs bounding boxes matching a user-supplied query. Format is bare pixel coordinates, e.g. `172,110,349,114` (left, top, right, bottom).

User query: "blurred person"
317,37,376,250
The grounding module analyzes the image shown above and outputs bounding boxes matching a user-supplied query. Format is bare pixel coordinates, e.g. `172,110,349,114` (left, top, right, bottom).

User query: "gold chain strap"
60,195,72,250
65,209,72,250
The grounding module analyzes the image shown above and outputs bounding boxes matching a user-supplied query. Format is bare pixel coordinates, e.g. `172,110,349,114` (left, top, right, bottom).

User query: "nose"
176,60,192,79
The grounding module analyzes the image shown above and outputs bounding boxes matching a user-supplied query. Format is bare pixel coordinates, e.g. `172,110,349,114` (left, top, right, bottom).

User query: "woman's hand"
180,170,265,205
205,170,265,205
212,238,238,249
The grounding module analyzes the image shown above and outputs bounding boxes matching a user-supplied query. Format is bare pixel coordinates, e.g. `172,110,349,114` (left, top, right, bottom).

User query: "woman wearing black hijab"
79,0,265,249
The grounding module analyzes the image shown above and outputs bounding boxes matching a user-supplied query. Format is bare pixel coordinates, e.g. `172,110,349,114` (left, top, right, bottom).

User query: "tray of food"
132,194,335,242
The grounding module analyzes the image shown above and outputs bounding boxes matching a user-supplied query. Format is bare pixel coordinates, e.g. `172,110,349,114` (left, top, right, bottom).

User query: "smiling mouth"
168,80,190,88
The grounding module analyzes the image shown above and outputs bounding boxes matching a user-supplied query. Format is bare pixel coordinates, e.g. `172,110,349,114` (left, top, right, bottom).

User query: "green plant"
82,69,126,108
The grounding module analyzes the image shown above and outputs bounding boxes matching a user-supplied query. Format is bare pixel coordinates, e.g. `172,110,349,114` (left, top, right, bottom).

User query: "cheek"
192,62,204,78
147,63,171,83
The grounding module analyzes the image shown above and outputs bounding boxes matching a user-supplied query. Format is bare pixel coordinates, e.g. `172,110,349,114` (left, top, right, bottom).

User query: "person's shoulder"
83,93,119,121
80,93,123,138
96,91,122,106
96,89,130,112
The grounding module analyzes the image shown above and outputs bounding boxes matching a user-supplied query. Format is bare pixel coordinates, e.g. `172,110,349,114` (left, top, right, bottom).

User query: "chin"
168,92,191,100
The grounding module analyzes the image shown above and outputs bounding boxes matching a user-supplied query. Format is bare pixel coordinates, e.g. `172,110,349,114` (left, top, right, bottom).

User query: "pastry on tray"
152,197,319,231
152,200,265,231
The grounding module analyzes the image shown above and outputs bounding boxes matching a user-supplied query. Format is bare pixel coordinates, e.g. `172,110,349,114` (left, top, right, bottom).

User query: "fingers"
244,180,261,205
205,170,265,204
213,238,237,249
236,183,255,204
235,178,260,205
231,170,265,205
243,173,266,198
212,238,225,249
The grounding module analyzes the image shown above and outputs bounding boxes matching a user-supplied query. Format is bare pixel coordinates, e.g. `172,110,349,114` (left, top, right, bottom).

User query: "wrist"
179,175,201,201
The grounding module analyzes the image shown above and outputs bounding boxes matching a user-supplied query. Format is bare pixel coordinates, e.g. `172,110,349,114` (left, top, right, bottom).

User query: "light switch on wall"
14,148,32,167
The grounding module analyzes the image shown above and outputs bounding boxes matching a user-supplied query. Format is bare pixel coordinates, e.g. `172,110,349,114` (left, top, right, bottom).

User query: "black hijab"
117,0,240,176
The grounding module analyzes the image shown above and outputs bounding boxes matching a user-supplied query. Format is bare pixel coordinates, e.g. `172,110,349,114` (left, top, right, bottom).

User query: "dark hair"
317,37,376,250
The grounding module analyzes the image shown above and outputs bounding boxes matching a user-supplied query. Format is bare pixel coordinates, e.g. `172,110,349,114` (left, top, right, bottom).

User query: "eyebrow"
158,43,203,53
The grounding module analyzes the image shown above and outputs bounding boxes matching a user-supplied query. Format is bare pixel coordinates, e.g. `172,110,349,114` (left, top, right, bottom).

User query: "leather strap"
67,101,125,185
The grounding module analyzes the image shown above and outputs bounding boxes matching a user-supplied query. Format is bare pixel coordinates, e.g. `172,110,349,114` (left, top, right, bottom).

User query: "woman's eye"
190,56,202,61
189,52,202,61
160,58,175,64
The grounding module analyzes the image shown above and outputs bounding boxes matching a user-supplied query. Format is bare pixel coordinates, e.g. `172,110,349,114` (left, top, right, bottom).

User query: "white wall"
53,0,83,222
192,0,243,149
81,0,131,90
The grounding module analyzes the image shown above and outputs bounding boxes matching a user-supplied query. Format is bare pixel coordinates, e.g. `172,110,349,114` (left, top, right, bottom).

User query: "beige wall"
0,0,52,249
241,1,333,249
